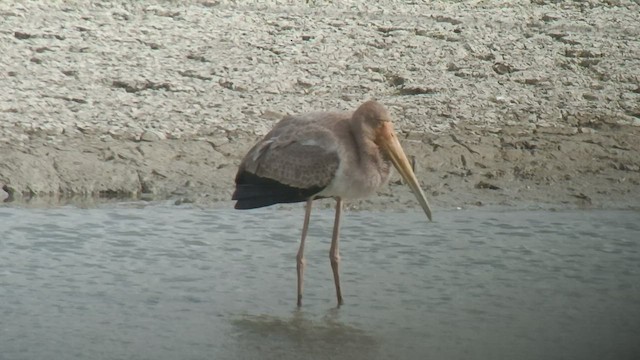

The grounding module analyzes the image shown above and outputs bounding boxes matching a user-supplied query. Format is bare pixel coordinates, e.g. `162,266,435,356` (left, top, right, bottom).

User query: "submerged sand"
1,0,639,211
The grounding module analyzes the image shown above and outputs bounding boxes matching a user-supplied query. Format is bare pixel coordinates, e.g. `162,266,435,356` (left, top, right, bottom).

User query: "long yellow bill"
378,122,433,221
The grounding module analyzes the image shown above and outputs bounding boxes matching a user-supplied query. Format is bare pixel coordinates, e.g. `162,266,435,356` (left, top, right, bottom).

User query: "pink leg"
296,198,313,307
330,198,344,306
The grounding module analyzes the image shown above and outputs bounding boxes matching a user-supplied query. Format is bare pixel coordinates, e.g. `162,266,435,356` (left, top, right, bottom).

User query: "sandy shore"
1,0,639,211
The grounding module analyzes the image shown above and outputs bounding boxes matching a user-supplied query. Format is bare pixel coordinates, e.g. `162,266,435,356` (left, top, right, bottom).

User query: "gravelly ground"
1,0,639,211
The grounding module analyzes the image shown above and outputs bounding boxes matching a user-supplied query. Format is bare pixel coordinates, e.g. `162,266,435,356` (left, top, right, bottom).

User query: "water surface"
1,204,639,360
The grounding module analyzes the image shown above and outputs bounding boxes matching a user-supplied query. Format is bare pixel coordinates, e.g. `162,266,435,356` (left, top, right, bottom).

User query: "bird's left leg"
297,198,313,307
329,197,344,306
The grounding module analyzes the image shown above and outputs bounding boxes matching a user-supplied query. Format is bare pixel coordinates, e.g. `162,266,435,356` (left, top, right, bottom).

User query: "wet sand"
1,0,639,210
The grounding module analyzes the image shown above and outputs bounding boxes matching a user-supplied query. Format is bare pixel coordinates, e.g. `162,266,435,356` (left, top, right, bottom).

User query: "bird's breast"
318,154,391,199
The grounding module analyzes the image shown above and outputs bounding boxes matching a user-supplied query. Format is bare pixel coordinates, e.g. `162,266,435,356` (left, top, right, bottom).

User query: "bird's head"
353,101,433,221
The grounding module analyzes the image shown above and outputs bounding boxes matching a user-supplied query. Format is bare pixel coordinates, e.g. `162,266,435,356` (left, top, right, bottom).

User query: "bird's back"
232,111,349,209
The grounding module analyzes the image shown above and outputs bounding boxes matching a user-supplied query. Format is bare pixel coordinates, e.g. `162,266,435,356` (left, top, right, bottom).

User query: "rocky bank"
1,0,639,211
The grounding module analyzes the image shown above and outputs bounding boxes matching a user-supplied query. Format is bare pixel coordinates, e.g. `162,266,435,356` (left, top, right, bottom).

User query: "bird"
232,100,432,306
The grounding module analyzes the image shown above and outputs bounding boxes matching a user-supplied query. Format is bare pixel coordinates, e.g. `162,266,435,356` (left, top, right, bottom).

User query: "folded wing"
232,120,340,209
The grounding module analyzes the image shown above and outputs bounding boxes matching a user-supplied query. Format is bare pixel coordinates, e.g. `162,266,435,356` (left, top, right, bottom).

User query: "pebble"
0,185,9,202
140,130,166,142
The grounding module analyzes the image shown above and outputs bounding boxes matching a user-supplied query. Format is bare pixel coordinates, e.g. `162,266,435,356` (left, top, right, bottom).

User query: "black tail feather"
232,171,325,209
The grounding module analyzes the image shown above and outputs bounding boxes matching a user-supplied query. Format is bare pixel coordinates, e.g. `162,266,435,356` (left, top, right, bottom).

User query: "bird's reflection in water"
230,309,378,360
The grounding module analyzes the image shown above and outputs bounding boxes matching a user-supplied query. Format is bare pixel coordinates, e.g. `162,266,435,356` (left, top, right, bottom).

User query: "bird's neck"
349,119,384,167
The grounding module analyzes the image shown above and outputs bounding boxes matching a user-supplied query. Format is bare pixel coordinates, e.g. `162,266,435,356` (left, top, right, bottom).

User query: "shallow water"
1,204,639,360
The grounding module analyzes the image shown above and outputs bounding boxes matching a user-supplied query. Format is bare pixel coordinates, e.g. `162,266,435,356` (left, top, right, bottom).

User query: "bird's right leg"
330,198,344,306
296,198,313,306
